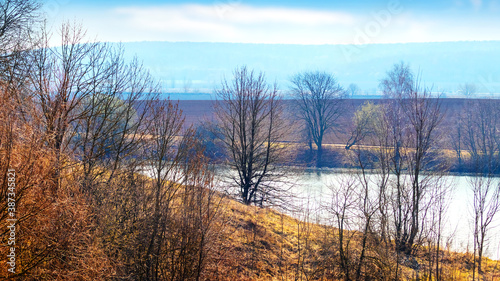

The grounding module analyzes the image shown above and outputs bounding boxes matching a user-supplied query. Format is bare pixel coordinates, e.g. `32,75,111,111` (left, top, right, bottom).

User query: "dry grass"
208,196,500,281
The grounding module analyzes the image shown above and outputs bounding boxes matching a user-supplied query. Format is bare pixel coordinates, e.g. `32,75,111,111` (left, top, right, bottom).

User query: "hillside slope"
122,41,500,98
212,196,500,280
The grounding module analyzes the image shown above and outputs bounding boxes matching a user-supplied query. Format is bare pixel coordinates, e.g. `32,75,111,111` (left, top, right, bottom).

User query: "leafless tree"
88,97,229,280
380,62,414,257
347,83,361,97
345,102,397,279
423,174,452,281
290,71,345,168
470,176,500,279
129,99,228,280
215,66,287,206
2,8,230,279
450,85,476,172
0,10,119,278
464,100,500,173
28,23,159,193
0,0,40,105
344,64,448,278
451,108,465,172
459,83,477,98
380,62,445,255
167,150,227,281
462,99,500,279
74,58,158,195
325,173,391,280
401,87,444,254
325,175,357,280
142,99,186,279
27,24,110,190
0,0,40,54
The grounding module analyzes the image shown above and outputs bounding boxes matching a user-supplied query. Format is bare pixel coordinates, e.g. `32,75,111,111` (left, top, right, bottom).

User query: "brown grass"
208,196,500,281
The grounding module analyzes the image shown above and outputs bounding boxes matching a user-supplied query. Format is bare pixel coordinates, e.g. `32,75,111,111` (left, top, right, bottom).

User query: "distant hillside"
122,41,500,99
175,98,464,130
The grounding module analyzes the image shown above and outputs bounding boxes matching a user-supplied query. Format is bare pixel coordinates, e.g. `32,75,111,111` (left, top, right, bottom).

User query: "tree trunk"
316,143,323,168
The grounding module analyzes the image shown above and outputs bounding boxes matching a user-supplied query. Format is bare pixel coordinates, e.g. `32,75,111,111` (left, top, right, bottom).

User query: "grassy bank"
209,194,500,280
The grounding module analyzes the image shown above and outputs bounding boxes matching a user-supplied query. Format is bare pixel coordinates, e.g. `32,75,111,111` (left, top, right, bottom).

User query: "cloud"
48,2,500,45
110,4,357,43
470,0,483,10
116,4,357,26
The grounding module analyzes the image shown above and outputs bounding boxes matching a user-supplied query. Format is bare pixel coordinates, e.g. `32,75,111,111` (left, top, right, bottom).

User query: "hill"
175,98,465,131
122,41,500,98
207,194,500,280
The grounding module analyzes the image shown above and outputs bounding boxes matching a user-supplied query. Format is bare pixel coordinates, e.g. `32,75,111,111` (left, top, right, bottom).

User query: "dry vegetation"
197,195,500,280
2,1,500,280
1,63,499,280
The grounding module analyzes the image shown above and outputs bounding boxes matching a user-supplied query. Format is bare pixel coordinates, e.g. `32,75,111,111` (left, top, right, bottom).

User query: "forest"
1,0,500,280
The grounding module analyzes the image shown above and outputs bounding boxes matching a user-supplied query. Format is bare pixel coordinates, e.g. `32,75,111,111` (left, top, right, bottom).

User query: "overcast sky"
44,0,500,45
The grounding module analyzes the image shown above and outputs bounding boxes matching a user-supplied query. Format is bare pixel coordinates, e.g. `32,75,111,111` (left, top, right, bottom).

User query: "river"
145,165,500,259
280,169,500,260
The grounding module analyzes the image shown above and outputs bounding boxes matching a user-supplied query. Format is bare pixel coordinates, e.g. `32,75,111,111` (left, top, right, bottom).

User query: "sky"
43,0,500,45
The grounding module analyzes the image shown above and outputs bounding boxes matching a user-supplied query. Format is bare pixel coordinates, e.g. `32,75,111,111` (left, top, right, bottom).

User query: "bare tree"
0,0,40,103
450,107,465,172
470,176,500,279
345,102,397,280
0,11,118,278
381,63,445,255
27,24,111,191
301,165,387,280
462,99,500,279
215,66,287,206
450,85,476,172
142,99,186,280
2,9,229,279
345,64,447,278
401,87,444,254
0,0,40,54
28,23,159,194
128,99,228,280
422,174,452,281
380,62,413,257
74,58,158,195
347,83,361,97
459,83,477,98
290,71,345,168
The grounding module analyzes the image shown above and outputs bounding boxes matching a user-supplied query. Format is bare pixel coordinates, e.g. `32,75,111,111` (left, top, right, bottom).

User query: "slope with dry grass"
209,195,500,281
